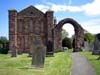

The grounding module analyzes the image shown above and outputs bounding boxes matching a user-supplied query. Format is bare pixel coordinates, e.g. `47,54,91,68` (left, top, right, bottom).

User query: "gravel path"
71,53,96,75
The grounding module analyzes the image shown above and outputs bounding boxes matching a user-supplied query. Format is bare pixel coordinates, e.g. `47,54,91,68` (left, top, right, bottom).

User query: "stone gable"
9,5,54,54
18,5,44,17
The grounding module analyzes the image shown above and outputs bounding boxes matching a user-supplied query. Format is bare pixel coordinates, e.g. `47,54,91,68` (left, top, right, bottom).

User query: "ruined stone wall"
53,29,62,52
17,17,44,53
9,6,56,55
9,6,84,55
9,9,17,56
45,10,55,55
9,6,47,54
54,18,84,52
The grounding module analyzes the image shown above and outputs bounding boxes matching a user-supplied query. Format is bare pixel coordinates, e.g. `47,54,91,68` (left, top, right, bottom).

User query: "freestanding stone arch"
54,18,84,52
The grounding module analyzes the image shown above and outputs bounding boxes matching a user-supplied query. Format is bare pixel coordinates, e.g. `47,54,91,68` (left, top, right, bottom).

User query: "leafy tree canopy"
61,29,68,39
62,37,72,49
84,33,95,43
0,36,8,44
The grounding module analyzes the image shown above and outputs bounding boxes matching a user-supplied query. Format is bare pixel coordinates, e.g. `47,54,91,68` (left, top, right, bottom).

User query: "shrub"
0,48,9,54
62,37,72,49
84,33,95,43
0,36,9,54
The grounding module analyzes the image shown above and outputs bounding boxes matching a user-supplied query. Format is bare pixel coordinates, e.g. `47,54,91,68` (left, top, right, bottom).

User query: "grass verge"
0,50,72,75
79,51,100,75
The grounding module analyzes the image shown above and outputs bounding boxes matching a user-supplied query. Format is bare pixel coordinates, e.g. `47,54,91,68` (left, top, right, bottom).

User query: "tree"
62,37,72,49
84,33,95,43
61,29,68,39
0,36,8,48
61,29,72,49
0,36,9,54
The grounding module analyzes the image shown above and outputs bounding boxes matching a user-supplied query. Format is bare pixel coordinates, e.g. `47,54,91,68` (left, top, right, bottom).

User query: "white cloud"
62,24,74,37
35,0,100,16
67,6,82,12
35,3,82,13
83,25,100,34
34,0,100,37
80,19,100,34
35,4,49,13
51,4,67,12
81,19,100,25
82,0,100,16
34,1,100,37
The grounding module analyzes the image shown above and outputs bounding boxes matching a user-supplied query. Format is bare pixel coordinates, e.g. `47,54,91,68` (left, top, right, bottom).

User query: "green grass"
0,51,72,75
79,51,100,75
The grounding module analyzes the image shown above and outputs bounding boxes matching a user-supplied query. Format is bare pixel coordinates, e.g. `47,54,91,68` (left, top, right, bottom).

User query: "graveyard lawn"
0,51,72,75
79,52,100,75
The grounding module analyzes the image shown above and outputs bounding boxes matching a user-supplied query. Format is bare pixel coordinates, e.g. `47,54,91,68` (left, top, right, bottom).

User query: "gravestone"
83,42,94,51
89,43,94,51
83,42,90,51
31,35,46,68
92,34,100,55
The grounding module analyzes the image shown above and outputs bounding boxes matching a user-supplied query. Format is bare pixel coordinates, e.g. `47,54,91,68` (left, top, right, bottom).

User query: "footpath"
71,53,96,75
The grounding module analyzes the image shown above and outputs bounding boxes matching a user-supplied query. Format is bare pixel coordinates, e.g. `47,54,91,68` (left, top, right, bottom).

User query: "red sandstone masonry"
9,6,55,54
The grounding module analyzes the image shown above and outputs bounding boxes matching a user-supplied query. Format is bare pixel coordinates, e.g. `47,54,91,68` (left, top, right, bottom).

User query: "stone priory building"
9,5,84,55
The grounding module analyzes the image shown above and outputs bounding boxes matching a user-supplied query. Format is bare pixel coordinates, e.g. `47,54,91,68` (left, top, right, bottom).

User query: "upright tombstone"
31,35,46,68
92,34,100,55
83,41,90,51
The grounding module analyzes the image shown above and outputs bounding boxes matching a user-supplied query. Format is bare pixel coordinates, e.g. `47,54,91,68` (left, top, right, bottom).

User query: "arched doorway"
54,18,84,52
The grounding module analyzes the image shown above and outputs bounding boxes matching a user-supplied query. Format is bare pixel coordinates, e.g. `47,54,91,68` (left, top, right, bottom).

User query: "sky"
0,0,100,38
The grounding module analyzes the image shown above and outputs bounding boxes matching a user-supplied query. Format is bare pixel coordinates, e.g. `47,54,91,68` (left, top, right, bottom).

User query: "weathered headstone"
31,35,46,68
84,42,90,51
83,42,94,51
92,34,100,55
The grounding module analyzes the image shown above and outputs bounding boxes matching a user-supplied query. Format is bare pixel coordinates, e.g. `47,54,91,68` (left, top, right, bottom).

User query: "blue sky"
0,0,100,38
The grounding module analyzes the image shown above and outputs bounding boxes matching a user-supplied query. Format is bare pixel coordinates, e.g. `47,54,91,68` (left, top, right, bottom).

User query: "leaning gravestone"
31,35,46,68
